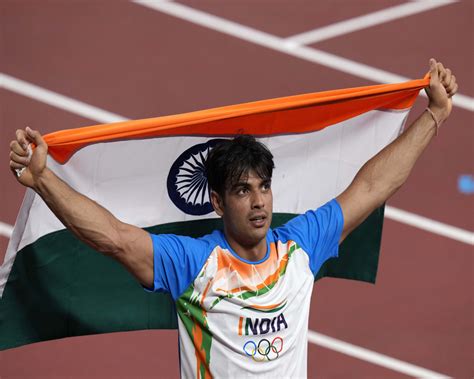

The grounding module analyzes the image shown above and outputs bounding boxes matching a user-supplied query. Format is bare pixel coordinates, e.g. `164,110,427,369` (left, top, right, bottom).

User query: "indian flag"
0,77,428,350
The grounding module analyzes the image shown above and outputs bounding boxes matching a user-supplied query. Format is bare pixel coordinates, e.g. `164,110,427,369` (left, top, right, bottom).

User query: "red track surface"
1,2,472,378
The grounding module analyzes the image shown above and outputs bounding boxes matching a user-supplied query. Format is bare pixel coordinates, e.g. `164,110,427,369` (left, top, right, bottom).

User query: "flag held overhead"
1,78,427,350
44,78,428,164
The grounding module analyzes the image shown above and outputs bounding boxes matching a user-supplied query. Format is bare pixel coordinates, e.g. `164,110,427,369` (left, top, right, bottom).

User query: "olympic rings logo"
243,337,284,362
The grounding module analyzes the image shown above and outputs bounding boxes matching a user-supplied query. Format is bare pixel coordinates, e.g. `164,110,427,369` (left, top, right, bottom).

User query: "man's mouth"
249,214,267,227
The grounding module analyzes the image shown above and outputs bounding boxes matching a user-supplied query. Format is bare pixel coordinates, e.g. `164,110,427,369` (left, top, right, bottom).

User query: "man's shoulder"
271,198,343,245
149,228,225,251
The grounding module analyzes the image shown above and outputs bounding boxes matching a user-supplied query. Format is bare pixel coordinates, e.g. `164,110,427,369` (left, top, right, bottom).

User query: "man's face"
211,170,273,255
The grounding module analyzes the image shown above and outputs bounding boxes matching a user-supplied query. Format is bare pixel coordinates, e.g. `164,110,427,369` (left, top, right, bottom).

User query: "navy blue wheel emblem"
167,139,225,215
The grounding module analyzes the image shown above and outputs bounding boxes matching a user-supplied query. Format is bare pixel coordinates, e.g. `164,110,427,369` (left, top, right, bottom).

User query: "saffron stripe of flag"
0,77,428,350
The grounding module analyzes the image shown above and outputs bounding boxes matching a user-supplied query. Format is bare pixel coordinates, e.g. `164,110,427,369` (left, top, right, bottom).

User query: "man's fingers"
442,68,452,87
15,129,29,150
446,78,456,92
429,58,438,76
10,150,31,166
437,62,446,78
10,160,26,170
446,73,457,95
26,127,46,149
428,58,440,88
447,83,458,98
10,140,29,156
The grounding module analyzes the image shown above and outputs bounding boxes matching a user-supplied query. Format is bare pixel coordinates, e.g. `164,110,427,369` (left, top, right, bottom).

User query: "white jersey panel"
177,240,314,378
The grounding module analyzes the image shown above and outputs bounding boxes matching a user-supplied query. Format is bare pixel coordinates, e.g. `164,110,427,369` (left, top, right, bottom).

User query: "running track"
0,1,473,378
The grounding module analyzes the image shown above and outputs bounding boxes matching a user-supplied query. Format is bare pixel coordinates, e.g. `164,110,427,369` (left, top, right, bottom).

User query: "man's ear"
210,190,224,217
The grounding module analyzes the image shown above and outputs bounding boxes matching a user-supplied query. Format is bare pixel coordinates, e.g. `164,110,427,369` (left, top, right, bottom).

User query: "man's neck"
224,234,267,262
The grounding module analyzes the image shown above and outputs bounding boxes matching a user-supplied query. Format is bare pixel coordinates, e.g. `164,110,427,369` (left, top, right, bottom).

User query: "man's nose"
251,191,265,208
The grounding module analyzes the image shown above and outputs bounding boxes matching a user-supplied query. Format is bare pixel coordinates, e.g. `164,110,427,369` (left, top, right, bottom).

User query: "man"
9,59,457,377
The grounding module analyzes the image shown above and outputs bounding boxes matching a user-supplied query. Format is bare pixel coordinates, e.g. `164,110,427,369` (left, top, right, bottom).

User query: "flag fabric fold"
0,77,428,350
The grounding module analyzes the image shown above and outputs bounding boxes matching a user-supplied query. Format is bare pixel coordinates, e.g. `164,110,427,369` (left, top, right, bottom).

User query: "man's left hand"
425,58,458,122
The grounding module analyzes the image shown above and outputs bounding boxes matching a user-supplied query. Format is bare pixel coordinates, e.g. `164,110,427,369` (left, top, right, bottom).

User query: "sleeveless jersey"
148,199,343,378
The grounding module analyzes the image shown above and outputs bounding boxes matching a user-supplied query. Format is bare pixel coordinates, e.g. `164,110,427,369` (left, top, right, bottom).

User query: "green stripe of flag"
0,206,383,350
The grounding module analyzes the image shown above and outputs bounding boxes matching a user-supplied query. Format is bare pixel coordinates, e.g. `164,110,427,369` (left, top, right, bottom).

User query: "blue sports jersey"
148,199,343,378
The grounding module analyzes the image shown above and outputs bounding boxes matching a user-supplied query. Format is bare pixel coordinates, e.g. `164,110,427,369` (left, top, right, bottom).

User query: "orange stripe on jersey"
243,299,286,311
215,243,290,295
192,311,212,379
215,244,278,282
201,280,213,306
238,317,243,336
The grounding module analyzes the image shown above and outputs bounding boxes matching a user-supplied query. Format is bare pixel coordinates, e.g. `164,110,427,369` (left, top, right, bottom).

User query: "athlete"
9,59,457,377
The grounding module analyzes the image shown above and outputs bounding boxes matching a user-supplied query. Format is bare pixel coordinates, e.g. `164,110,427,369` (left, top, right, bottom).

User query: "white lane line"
0,73,127,124
385,206,474,245
0,222,13,238
307,331,451,379
1,73,473,246
284,0,455,46
133,0,473,112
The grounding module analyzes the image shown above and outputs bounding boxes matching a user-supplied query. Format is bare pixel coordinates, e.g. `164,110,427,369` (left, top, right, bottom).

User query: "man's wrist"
33,167,54,193
427,104,449,124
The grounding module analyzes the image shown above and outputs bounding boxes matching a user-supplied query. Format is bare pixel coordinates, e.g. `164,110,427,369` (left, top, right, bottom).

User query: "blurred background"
1,1,472,377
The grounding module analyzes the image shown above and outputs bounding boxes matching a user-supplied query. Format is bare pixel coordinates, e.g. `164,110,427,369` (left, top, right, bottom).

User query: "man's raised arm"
336,59,458,242
9,127,154,288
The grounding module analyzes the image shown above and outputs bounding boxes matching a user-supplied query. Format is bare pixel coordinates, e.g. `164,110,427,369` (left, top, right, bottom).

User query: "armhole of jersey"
141,233,157,293
306,199,344,275
333,198,345,245
146,232,218,301
274,199,344,275
175,242,214,301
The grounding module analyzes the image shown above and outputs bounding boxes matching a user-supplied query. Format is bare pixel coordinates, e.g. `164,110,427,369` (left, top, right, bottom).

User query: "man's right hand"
9,127,49,189
9,126,154,288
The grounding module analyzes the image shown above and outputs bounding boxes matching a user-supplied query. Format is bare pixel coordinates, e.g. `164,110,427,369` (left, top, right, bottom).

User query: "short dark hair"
205,135,274,197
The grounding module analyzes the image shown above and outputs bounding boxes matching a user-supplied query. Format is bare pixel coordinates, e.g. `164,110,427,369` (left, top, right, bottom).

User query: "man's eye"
237,188,248,195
